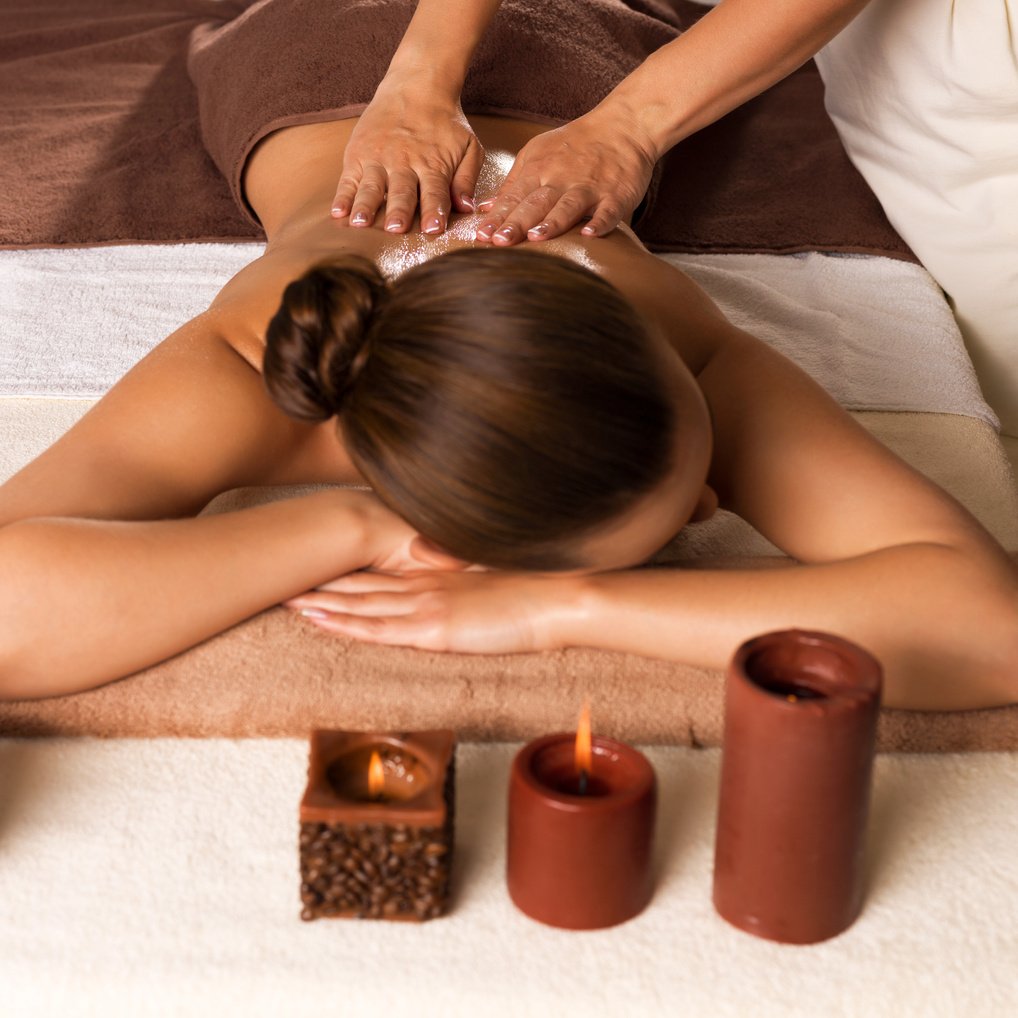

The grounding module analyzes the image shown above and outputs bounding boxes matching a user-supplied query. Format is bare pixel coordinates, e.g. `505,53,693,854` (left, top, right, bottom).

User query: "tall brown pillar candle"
507,732,656,930
713,630,883,945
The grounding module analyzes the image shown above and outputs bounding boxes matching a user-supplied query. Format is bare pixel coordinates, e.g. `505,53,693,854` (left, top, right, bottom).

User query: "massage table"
2,242,1016,749
2,1,1017,1011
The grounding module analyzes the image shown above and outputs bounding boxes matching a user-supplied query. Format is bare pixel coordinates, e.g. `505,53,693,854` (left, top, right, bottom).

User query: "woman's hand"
338,490,469,574
331,74,485,236
283,570,583,655
473,106,658,245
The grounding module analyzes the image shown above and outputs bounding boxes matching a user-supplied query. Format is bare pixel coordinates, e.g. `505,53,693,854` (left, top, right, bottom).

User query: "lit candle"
299,729,456,922
712,630,882,944
506,704,657,930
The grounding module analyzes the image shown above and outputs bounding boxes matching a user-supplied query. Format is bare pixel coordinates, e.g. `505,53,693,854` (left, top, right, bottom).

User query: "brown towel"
0,0,913,260
2,553,1016,751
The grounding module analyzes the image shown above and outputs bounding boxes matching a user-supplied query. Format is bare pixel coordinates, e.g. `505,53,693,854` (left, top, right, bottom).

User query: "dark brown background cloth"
0,0,914,259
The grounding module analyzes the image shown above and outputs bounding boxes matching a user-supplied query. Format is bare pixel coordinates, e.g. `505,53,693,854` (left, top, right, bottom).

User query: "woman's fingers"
309,572,425,593
287,589,420,618
303,611,440,650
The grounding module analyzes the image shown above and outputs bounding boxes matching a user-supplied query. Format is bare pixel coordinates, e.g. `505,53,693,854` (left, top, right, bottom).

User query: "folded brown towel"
3,553,1015,751
0,0,913,259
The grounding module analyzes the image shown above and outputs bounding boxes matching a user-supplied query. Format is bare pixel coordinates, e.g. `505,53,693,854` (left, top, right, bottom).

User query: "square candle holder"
299,729,456,922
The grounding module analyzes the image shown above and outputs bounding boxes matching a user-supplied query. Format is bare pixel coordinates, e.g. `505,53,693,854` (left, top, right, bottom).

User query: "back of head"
264,247,675,570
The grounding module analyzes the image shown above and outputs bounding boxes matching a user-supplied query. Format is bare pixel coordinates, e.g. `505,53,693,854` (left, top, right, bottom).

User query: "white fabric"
0,738,1016,1017
0,243,265,397
662,252,996,427
816,0,1018,435
0,244,998,428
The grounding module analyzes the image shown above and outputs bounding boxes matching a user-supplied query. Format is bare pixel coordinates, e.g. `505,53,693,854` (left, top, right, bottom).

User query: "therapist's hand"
473,107,658,245
331,74,485,235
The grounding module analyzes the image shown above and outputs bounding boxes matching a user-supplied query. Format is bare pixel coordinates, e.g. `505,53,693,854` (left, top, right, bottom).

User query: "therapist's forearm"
384,0,503,97
601,0,872,157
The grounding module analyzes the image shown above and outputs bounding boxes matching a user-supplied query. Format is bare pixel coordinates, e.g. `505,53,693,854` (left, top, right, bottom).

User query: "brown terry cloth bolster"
187,0,912,259
0,0,912,258
188,0,683,229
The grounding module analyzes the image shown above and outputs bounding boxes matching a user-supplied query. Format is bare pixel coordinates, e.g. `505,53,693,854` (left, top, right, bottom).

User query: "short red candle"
507,733,656,930
713,630,882,944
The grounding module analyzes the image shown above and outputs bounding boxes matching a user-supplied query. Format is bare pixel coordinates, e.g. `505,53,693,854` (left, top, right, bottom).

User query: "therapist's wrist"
383,47,468,105
586,93,668,168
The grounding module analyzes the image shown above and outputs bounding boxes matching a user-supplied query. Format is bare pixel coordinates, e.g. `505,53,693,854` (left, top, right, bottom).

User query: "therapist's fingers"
383,169,419,234
473,188,528,242
331,174,360,218
450,138,486,213
488,186,560,246
522,188,598,242
348,163,387,228
418,170,452,236
577,195,627,238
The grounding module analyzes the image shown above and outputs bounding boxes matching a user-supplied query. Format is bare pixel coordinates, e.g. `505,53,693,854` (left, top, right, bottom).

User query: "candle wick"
578,769,589,796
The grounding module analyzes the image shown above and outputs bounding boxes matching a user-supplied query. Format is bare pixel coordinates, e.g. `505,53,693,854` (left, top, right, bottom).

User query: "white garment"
816,0,1018,435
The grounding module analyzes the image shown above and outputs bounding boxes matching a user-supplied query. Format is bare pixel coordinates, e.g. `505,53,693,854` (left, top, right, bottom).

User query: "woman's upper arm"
0,314,314,527
698,330,1001,564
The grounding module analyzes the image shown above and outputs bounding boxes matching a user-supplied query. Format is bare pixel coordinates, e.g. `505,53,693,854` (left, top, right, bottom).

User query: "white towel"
661,252,997,429
1,738,1016,1017
0,245,999,429
0,243,264,397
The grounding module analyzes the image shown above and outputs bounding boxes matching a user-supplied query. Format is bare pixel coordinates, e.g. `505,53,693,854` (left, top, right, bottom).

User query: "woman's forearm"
383,0,503,98
558,544,1018,710
0,491,373,698
601,0,872,158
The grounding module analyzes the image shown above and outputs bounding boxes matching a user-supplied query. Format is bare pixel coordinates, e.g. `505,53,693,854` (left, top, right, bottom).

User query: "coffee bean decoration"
298,731,456,922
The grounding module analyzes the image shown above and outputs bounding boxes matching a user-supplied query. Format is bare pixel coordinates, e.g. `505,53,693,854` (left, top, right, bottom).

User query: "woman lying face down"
0,112,1015,712
263,248,713,574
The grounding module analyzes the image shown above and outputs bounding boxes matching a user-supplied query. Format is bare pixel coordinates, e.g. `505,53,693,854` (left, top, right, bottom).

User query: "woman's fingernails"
385,217,403,232
528,223,549,237
460,194,476,211
423,217,443,235
299,608,329,620
477,200,494,212
351,211,369,226
494,226,514,243
581,224,597,236
331,207,346,218
474,224,494,241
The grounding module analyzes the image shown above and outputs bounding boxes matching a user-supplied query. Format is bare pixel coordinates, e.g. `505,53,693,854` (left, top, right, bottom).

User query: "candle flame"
575,700,592,776
368,750,385,798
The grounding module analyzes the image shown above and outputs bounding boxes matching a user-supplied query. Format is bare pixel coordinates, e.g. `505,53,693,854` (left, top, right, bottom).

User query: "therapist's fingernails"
460,194,476,211
528,223,549,237
477,200,494,212
351,211,368,226
385,217,403,232
474,224,494,241
331,206,346,218
581,224,597,236
299,608,329,620
423,217,443,234
494,226,515,243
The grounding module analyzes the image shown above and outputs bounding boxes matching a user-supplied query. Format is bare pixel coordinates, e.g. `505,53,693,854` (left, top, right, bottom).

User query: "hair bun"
263,254,387,421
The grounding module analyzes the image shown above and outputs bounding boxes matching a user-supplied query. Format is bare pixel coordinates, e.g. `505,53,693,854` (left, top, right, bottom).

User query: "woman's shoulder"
581,228,732,375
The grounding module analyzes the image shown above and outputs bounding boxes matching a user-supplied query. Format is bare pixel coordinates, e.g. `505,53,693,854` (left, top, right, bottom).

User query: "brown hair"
264,248,676,570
